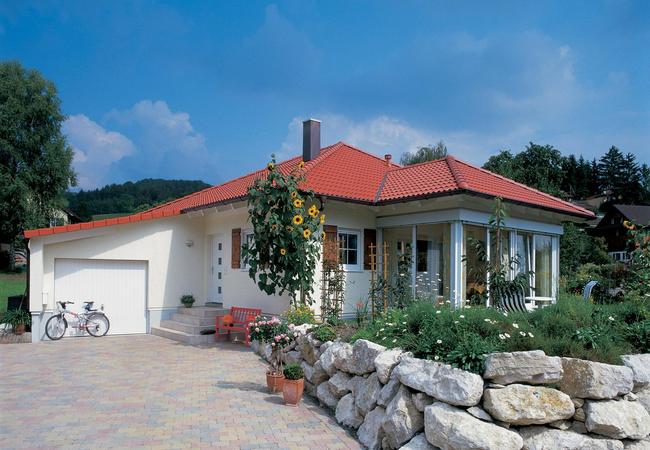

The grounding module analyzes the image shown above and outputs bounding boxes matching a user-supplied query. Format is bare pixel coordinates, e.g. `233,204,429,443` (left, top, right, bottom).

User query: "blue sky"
1,1,648,189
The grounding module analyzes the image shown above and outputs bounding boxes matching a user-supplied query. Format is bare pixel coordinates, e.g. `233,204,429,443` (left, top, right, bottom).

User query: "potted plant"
282,363,305,406
249,316,300,393
3,309,31,335
180,294,195,308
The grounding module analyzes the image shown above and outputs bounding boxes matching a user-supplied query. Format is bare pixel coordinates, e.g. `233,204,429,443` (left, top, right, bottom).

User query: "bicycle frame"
55,302,106,331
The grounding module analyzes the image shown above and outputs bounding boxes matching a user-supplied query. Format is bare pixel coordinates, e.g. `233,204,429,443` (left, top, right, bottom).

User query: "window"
338,229,361,271
241,230,254,269
535,235,552,298
415,224,451,300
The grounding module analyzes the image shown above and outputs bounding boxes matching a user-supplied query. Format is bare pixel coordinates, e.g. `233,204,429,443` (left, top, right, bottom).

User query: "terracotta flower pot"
14,323,26,335
266,372,285,393
282,378,304,406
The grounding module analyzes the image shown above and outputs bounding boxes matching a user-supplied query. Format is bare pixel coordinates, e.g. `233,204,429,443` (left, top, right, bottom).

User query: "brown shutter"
231,228,241,269
363,228,377,270
323,225,338,263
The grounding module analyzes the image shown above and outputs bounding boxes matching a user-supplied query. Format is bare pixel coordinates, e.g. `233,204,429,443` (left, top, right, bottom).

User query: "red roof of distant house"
24,142,594,238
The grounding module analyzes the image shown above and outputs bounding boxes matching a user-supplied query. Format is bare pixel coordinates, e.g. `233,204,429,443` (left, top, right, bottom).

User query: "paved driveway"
0,335,361,449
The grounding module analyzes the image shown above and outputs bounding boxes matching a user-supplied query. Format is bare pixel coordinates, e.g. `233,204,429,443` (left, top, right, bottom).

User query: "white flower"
454,320,459,324
465,305,471,309
434,355,440,361
392,338,397,343
436,310,441,314
519,331,526,337
528,332,534,338
436,339,442,344
512,323,519,329
380,328,385,332
382,337,387,341
484,318,491,322
402,321,407,325
459,315,465,319
608,316,615,321
498,334,505,340
505,333,511,338
503,312,509,317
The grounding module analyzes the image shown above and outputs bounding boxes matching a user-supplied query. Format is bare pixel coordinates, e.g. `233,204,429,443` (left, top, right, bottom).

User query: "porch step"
171,313,216,326
175,306,228,318
151,326,214,345
160,319,214,335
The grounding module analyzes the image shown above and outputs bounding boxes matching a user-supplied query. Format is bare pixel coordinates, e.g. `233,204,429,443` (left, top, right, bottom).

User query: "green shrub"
312,325,337,342
625,320,650,352
285,304,316,325
283,363,304,380
180,294,195,308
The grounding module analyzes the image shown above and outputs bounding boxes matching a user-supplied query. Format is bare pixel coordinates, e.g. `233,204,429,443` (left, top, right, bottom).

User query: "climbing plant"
242,157,325,305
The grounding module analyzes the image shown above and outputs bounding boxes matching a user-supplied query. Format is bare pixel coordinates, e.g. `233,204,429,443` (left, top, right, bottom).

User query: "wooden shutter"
231,228,241,269
323,225,338,263
363,228,377,270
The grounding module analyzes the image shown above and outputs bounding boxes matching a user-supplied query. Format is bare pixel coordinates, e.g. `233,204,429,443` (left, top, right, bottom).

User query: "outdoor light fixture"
185,239,194,247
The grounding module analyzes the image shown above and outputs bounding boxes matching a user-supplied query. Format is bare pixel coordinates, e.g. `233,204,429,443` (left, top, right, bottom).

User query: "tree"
400,141,447,166
0,61,75,262
560,223,609,275
483,150,517,180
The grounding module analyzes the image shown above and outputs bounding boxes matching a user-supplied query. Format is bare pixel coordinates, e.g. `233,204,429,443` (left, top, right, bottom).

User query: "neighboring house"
590,204,650,262
24,120,594,342
49,208,83,227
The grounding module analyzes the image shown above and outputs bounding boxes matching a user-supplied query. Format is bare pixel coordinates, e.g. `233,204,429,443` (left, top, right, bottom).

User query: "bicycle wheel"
86,313,110,337
45,314,67,340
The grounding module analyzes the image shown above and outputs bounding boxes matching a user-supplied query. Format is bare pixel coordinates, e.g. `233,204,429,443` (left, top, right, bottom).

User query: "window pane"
338,232,359,268
463,225,487,305
415,224,450,301
535,235,552,297
348,249,358,265
383,226,413,286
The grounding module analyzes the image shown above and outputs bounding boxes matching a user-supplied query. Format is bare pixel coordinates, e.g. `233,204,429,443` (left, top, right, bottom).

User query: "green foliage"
242,157,324,304
284,304,316,325
2,308,31,328
560,223,609,275
283,362,304,380
249,316,296,373
400,141,448,166
180,294,195,307
0,61,76,246
66,179,210,220
311,324,337,342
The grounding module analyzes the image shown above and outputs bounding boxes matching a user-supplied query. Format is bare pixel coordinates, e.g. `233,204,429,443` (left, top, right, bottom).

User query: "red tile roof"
24,142,594,238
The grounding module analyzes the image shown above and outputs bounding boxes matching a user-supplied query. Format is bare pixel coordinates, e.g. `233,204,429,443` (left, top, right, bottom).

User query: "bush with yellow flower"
242,156,325,305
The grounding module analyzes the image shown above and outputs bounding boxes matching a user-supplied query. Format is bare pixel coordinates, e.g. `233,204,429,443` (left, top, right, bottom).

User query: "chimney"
302,118,321,162
384,154,392,165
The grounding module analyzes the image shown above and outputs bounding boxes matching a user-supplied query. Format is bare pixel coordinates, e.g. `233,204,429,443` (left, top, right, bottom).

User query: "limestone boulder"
394,356,483,406
316,381,339,409
483,384,575,425
354,372,382,414
284,350,302,365
350,339,386,375
560,358,633,399
622,355,650,391
378,377,401,407
413,393,434,413
298,334,320,365
398,433,437,450
381,385,424,449
375,348,406,383
320,341,353,375
358,406,386,450
328,371,353,398
335,393,364,429
301,361,329,386
424,402,523,450
638,387,650,415
483,350,563,385
623,438,650,449
518,426,623,450
584,399,650,440
467,406,493,422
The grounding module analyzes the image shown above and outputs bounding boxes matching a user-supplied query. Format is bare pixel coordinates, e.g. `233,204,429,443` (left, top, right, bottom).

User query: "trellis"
368,242,389,318
320,237,346,321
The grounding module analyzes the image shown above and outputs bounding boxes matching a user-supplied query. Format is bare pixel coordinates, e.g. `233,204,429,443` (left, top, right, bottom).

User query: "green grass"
0,270,26,314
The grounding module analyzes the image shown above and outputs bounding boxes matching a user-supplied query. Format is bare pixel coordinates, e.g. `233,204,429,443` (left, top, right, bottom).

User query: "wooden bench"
215,306,261,346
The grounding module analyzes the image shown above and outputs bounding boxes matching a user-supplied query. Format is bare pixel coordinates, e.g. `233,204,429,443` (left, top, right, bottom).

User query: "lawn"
0,270,26,313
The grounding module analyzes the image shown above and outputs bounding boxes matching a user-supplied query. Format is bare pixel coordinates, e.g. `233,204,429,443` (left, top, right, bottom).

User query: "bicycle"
45,301,110,340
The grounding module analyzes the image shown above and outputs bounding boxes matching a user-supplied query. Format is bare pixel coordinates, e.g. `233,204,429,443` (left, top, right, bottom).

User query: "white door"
212,235,224,303
54,259,147,335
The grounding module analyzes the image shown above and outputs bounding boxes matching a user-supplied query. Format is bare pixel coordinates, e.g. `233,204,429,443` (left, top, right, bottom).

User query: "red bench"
215,306,261,346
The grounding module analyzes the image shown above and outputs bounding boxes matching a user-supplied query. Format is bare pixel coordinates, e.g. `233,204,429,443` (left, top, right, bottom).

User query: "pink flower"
285,337,290,341
255,328,260,332
274,336,281,342
271,342,276,347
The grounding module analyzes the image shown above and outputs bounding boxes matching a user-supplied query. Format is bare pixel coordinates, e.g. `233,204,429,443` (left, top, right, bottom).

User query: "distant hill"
66,179,211,221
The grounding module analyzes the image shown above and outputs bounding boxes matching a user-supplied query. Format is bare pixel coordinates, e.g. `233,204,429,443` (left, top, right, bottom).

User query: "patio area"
0,335,361,449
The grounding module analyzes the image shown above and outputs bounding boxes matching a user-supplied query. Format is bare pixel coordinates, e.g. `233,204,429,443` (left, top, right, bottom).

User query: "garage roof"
25,141,595,238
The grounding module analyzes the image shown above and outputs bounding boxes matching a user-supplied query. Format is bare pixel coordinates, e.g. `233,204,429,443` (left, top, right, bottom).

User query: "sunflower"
308,205,319,217
298,161,305,169
303,228,312,238
320,214,326,224
286,225,294,232
321,231,326,240
292,215,304,225
280,248,287,255
623,220,636,230
267,162,275,171
271,224,278,231
293,199,304,208
290,191,298,199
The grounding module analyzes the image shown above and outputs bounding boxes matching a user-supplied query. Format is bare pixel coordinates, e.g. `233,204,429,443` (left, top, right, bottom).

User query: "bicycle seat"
83,301,97,311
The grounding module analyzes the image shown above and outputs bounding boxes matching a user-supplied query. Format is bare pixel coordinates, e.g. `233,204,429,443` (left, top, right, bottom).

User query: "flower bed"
254,330,650,449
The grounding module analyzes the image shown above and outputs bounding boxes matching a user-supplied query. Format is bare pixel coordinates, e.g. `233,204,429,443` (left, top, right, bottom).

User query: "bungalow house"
25,120,594,343
590,204,650,262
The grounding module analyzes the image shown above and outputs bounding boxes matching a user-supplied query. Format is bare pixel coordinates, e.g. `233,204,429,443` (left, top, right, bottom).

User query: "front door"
212,235,224,303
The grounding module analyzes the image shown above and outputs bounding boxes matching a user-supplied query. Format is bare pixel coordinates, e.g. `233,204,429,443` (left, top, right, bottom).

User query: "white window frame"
241,229,254,270
338,228,362,272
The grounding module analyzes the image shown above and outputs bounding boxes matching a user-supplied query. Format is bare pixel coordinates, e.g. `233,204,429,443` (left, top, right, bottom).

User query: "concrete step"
160,319,214,335
151,326,214,346
171,313,216,326
176,306,228,318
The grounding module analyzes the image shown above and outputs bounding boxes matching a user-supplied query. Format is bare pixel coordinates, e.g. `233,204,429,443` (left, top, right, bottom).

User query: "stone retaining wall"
253,335,650,450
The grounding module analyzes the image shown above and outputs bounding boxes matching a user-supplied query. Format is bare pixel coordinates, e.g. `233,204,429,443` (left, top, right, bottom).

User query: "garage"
54,259,148,335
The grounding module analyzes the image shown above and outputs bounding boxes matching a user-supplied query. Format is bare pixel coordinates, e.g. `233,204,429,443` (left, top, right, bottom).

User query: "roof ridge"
337,141,402,167
444,156,470,190
374,171,391,203
451,156,594,216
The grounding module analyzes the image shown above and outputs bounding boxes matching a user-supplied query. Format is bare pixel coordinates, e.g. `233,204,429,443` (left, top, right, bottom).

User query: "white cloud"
63,114,135,189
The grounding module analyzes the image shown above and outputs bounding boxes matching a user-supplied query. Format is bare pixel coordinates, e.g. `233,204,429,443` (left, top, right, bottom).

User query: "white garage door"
54,259,147,335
